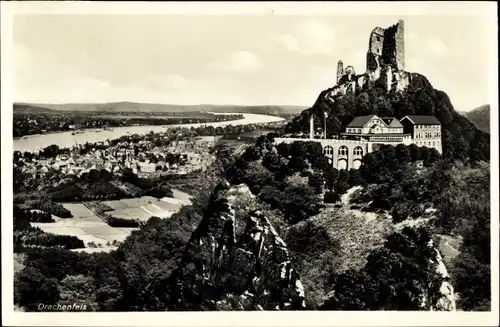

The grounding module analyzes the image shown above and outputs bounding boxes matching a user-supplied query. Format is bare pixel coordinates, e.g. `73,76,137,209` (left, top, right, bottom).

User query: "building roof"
346,115,378,127
381,117,404,128
401,115,441,125
341,133,412,137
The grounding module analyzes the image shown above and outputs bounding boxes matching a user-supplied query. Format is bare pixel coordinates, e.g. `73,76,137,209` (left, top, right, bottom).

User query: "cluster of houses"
16,136,217,179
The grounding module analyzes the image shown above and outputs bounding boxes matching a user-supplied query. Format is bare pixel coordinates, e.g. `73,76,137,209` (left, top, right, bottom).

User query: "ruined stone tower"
336,60,344,83
330,19,409,96
366,19,405,72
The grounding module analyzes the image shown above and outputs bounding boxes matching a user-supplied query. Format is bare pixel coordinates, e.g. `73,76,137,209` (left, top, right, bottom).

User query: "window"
432,141,436,146
376,36,381,42
354,147,363,156
323,146,334,156
338,146,348,156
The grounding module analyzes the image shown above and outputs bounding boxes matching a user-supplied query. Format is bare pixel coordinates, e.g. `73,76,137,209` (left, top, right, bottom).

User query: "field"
31,203,131,250
103,195,187,220
31,190,192,252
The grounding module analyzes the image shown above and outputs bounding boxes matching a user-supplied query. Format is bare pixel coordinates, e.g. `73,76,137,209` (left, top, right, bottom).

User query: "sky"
13,14,494,111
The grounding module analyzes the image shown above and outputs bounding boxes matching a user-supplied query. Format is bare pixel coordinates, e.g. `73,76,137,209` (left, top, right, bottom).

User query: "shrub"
324,191,340,204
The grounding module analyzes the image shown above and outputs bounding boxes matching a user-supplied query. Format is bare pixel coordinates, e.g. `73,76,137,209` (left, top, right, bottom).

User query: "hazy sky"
13,14,493,110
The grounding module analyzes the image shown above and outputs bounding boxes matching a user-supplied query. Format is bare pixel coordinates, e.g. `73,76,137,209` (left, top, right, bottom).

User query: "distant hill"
14,102,307,115
463,105,490,133
13,104,54,114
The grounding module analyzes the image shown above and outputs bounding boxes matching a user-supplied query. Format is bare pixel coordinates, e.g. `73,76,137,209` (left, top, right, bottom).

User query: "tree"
258,185,283,208
322,227,436,310
347,169,363,187
243,162,274,193
241,145,261,162
15,266,60,311
324,167,340,190
308,172,324,194
58,274,98,311
280,184,321,223
324,191,340,203
391,202,411,223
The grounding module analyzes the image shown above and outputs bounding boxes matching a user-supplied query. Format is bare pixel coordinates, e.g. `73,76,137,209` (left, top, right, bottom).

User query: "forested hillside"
463,104,490,133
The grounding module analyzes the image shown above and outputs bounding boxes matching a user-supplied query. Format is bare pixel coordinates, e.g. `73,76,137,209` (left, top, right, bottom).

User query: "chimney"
309,115,314,139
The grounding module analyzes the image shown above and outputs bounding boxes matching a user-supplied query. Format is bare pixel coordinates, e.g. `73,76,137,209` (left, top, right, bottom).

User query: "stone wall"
336,60,344,83
395,20,405,71
275,137,371,170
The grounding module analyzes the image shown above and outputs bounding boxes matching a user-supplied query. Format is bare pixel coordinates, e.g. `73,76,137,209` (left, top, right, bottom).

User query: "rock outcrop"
426,241,457,311
166,182,305,311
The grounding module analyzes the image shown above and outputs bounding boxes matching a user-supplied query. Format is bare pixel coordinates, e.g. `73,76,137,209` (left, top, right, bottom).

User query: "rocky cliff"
166,182,306,310
427,244,456,311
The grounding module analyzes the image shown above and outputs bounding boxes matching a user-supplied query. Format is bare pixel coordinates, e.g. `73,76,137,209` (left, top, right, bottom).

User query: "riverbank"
13,112,285,153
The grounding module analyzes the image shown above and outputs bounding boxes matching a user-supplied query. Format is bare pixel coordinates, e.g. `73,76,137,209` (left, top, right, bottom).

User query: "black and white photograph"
1,1,498,326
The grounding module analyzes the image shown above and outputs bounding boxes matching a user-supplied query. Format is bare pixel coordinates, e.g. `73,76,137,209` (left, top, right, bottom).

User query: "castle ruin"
330,19,411,98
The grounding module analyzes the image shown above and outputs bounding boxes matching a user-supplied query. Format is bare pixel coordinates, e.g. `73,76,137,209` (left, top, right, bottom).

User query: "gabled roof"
346,115,379,128
401,115,441,125
386,118,404,128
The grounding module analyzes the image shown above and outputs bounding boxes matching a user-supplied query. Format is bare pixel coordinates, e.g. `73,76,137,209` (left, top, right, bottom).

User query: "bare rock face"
421,240,456,311
428,247,456,311
167,182,306,311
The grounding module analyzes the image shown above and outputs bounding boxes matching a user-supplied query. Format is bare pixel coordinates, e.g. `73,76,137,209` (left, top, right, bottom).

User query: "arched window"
323,146,334,156
338,159,347,170
353,146,363,157
432,141,436,146
338,146,348,156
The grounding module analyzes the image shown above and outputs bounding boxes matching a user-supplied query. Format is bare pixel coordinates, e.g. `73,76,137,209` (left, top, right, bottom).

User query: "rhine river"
13,113,285,153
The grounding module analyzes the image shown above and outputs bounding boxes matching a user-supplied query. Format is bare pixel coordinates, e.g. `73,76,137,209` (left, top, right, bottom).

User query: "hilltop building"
400,115,442,151
276,19,443,170
276,114,441,170
327,19,411,101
